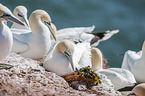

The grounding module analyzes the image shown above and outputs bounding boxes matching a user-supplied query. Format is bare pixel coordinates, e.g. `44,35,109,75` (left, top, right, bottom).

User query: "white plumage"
0,4,24,60
54,25,119,46
11,10,56,60
91,48,136,90
11,5,30,32
97,68,136,90
43,40,92,76
122,41,145,83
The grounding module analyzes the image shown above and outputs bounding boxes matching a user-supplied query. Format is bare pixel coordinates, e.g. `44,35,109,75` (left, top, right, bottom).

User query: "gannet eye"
44,21,51,26
18,13,23,17
47,21,51,26
64,51,70,57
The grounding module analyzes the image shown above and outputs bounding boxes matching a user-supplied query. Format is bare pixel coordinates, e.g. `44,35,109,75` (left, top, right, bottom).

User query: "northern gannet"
43,40,92,76
91,48,136,90
12,10,56,60
11,5,30,32
0,4,24,60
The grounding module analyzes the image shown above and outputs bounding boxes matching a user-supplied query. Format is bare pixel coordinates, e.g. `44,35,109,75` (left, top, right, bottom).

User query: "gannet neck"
29,10,51,34
51,23,57,33
91,48,103,71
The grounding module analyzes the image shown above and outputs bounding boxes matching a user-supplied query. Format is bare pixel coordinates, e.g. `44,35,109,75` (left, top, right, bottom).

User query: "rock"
0,53,122,95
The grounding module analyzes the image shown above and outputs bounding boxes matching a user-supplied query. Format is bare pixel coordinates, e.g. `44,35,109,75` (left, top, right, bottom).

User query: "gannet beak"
45,21,56,41
5,14,25,26
64,51,74,71
22,16,29,27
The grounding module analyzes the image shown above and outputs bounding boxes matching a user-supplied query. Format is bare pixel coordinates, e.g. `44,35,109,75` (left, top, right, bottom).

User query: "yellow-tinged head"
29,10,51,23
13,5,29,27
91,48,103,71
55,40,74,55
29,10,56,40
13,6,27,21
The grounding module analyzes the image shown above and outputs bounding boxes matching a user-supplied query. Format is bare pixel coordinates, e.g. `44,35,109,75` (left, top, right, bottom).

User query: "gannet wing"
98,69,136,90
44,41,59,62
55,26,95,44
11,28,31,34
78,42,92,68
73,43,85,66
121,50,140,71
90,30,119,46
73,42,92,68
108,68,136,84
99,29,119,41
12,32,31,53
57,25,95,34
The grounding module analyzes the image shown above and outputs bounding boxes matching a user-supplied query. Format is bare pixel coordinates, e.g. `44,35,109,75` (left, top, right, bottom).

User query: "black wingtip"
117,83,138,92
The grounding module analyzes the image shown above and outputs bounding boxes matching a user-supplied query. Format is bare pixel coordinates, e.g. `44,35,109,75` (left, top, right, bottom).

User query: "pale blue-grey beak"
64,51,74,71
45,21,56,41
3,13,25,26
22,16,29,27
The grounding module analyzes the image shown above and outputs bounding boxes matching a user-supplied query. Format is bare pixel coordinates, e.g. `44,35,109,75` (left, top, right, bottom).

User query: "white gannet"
122,41,145,83
11,5,30,32
131,83,145,96
54,25,119,47
91,48,136,90
0,4,24,60
43,40,92,76
43,40,75,76
12,10,56,60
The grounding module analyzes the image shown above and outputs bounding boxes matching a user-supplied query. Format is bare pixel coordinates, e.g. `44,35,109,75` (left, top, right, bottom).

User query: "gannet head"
55,40,75,71
50,23,57,40
29,10,56,40
0,4,24,25
131,83,145,96
13,5,29,27
91,48,103,71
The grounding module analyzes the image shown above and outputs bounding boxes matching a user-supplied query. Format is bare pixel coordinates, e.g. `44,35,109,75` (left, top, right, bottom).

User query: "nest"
63,66,101,90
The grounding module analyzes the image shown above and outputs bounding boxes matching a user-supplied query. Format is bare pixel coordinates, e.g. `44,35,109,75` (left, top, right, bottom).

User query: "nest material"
63,66,102,90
